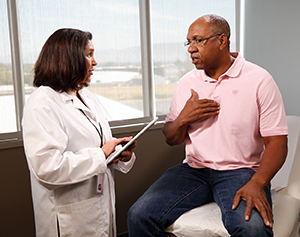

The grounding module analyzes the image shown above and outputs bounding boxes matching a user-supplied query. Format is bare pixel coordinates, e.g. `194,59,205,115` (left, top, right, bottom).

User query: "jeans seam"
212,183,228,229
157,182,206,226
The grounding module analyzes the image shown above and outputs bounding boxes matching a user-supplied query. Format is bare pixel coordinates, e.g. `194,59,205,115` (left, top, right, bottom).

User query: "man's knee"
226,211,273,236
127,200,145,224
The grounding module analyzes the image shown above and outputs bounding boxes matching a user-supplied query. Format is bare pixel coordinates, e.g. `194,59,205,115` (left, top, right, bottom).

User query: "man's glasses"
184,34,222,47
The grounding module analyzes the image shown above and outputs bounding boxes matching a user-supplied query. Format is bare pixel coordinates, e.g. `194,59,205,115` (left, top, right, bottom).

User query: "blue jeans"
127,163,273,237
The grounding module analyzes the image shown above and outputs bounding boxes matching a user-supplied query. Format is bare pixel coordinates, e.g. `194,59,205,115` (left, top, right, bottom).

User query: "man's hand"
163,89,220,146
232,135,287,228
179,89,220,125
232,180,273,228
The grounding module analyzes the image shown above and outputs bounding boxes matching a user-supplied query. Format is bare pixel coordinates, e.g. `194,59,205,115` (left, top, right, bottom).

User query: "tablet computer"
106,117,158,165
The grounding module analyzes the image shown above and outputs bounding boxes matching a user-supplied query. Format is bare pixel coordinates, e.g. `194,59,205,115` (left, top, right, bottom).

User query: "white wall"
243,0,300,116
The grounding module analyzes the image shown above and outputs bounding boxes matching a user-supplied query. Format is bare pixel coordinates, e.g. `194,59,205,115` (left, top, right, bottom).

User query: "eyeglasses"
184,34,222,47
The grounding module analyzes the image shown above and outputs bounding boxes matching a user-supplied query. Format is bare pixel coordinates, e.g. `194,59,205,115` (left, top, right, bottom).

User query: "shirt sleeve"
112,151,136,173
165,82,184,123
258,77,288,137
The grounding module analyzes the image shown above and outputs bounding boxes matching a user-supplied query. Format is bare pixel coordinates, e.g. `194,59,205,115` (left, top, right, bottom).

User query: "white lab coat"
22,86,136,237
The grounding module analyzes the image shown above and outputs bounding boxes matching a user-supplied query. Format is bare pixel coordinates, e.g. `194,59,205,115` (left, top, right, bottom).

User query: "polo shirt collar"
222,52,245,79
201,52,245,83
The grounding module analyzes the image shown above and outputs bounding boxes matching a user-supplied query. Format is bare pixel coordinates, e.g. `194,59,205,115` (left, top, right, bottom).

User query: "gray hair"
206,14,231,40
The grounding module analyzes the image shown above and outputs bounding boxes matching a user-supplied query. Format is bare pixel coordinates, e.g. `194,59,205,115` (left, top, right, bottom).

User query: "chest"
56,98,111,151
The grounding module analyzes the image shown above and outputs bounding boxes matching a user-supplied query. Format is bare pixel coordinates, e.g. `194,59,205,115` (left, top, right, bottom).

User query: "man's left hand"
232,179,273,228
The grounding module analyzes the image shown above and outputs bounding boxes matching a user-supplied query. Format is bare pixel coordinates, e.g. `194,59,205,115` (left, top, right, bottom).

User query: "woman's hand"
109,140,137,166
118,140,137,162
101,137,137,165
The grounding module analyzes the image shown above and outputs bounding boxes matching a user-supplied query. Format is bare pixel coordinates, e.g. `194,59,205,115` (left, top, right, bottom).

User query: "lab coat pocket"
56,197,103,237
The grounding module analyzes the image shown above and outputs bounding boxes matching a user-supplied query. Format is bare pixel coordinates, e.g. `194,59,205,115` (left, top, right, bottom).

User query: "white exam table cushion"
165,202,230,237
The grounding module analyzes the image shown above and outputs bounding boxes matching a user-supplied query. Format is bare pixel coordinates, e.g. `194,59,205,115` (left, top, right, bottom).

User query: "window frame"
0,0,241,149
0,0,24,149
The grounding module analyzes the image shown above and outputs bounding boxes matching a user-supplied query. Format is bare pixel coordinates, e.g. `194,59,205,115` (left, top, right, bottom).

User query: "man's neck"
205,54,235,80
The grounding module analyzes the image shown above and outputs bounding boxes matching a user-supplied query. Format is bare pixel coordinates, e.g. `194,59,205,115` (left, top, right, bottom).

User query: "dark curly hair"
33,28,92,92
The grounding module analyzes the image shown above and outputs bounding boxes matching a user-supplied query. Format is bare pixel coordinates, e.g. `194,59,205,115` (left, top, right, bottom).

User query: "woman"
22,28,136,237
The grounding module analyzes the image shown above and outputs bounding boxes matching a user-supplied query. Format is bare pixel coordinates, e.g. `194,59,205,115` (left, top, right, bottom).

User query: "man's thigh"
211,168,257,209
211,168,273,236
132,163,214,228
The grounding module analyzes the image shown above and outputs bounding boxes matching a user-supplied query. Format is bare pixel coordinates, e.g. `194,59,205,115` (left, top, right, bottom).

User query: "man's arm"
162,89,220,146
162,119,189,146
232,135,288,227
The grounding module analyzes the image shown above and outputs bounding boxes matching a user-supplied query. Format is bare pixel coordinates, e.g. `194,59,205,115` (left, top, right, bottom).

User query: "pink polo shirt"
165,53,288,171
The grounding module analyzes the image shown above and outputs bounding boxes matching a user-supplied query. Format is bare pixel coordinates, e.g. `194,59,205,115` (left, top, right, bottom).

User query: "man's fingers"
189,89,197,101
244,198,254,221
256,199,273,227
260,207,272,227
232,194,253,222
232,193,241,210
233,194,273,227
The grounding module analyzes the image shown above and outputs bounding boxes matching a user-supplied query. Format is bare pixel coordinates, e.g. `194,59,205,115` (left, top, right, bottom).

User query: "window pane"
151,0,236,115
18,0,142,122
0,0,17,133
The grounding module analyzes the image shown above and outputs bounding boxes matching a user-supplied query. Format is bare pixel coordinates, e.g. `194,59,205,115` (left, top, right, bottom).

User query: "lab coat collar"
60,89,98,123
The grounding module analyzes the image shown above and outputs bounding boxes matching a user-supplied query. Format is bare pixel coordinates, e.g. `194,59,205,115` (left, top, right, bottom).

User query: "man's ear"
219,34,229,50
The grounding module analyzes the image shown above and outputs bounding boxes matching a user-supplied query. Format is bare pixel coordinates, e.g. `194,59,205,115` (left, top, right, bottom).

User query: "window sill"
111,120,163,135
0,121,164,150
0,139,23,150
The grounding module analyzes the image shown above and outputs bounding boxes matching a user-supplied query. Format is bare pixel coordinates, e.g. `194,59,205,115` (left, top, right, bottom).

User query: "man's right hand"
179,89,220,125
162,89,220,146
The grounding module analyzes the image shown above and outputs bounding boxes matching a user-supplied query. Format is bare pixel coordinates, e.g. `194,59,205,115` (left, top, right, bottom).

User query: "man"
127,14,288,236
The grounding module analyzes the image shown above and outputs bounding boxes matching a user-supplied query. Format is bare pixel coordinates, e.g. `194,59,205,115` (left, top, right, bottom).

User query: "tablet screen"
106,117,158,165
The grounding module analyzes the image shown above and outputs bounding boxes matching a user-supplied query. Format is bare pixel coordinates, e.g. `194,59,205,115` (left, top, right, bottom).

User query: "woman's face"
83,40,97,84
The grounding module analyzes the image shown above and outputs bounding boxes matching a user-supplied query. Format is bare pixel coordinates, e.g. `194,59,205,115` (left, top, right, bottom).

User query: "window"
151,0,236,116
0,0,238,147
18,0,143,125
0,0,15,134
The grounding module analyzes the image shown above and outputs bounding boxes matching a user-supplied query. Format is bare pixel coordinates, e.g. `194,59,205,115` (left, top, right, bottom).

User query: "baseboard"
117,232,128,237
